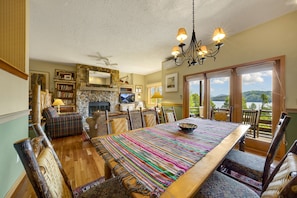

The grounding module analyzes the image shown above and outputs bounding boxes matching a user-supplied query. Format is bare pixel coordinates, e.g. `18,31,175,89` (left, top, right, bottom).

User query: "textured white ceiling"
30,0,297,75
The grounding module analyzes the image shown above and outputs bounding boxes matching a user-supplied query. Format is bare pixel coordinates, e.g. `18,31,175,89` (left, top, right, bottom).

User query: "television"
119,93,135,103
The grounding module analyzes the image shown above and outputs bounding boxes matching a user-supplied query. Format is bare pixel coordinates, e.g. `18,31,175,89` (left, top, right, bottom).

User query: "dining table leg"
104,162,112,179
239,136,245,151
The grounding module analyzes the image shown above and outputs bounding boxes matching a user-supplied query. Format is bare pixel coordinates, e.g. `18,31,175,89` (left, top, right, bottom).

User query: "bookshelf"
54,70,76,112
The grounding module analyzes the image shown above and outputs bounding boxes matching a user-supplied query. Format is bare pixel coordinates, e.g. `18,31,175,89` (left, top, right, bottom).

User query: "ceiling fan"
88,52,118,67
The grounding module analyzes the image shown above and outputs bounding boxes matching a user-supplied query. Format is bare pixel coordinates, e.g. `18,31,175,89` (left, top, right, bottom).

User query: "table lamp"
151,92,163,107
52,99,65,114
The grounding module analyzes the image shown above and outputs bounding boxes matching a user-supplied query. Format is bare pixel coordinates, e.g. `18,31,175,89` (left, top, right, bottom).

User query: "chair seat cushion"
222,149,265,181
195,171,259,198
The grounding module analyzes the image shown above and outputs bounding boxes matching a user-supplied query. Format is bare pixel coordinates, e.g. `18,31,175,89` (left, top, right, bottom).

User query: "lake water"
213,101,272,110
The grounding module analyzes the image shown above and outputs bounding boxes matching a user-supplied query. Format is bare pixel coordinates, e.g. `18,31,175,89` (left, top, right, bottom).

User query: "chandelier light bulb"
198,45,208,55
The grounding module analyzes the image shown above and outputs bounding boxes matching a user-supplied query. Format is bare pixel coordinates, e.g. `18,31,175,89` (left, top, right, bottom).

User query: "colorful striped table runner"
92,117,240,197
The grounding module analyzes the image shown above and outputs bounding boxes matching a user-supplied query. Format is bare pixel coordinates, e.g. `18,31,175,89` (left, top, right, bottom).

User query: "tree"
190,93,200,107
250,103,257,110
261,93,269,109
222,96,230,108
242,97,247,109
189,93,200,117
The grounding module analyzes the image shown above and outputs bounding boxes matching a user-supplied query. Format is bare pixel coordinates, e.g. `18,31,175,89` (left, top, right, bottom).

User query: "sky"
190,70,272,97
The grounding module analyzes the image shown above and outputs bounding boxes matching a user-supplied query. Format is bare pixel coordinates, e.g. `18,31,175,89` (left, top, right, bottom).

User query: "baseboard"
5,171,26,198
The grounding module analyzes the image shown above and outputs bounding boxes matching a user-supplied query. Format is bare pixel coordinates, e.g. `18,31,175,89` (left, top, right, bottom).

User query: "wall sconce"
52,98,65,114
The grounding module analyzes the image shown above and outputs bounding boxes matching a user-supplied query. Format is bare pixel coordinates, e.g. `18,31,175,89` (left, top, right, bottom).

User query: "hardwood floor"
11,135,105,197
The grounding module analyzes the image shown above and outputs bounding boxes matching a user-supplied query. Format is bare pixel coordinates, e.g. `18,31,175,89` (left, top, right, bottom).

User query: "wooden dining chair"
127,108,143,130
15,126,131,198
140,107,160,127
220,112,290,189
242,109,259,138
161,106,177,123
211,106,233,122
196,140,297,198
105,110,132,134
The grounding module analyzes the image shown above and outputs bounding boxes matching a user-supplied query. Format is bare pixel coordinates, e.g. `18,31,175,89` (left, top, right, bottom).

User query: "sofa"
42,107,83,139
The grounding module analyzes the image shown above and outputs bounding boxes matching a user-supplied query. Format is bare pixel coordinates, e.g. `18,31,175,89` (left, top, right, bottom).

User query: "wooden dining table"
91,117,249,198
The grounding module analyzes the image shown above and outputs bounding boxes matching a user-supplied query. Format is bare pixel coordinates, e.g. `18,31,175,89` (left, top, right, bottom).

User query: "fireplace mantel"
80,86,118,92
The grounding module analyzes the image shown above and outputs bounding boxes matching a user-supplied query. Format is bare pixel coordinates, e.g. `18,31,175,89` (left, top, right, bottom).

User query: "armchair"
42,106,83,138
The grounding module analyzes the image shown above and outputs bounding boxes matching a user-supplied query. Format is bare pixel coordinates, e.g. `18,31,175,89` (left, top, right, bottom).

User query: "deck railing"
257,109,272,139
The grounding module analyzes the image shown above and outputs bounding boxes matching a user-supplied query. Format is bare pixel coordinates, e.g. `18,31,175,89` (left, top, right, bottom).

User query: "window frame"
146,82,162,106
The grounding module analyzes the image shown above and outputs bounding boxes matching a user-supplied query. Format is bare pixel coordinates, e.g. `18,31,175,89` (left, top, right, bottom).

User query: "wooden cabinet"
54,70,76,112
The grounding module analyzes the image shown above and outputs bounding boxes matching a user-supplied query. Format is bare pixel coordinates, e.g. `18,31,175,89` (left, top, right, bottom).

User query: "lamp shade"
52,99,65,106
212,27,225,42
171,46,180,57
151,92,163,99
176,28,187,42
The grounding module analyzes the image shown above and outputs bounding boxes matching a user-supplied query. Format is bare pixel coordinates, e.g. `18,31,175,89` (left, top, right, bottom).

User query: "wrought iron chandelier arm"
171,0,225,66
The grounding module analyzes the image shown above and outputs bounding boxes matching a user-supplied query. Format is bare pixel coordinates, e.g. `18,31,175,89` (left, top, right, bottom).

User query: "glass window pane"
189,80,204,117
210,77,230,109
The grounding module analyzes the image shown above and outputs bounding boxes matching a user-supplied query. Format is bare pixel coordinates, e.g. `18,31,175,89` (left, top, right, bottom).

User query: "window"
183,57,285,156
206,70,231,111
147,82,162,106
186,74,204,117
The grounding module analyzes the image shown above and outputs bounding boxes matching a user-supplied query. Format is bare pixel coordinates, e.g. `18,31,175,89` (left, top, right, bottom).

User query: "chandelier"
171,0,226,66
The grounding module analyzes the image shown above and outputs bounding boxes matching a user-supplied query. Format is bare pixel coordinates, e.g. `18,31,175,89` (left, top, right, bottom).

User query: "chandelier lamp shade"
171,0,226,66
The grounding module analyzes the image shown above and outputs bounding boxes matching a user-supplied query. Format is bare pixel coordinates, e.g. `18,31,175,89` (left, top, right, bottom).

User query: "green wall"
0,116,28,197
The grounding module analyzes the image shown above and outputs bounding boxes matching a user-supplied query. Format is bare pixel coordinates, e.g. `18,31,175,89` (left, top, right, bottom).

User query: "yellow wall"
163,11,297,109
0,0,29,196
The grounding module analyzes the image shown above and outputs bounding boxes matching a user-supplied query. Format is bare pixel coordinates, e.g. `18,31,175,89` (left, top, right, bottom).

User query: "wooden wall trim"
0,110,30,124
161,103,182,107
0,58,28,80
287,108,297,113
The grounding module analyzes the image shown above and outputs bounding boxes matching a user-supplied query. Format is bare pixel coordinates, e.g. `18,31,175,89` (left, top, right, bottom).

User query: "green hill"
211,90,272,102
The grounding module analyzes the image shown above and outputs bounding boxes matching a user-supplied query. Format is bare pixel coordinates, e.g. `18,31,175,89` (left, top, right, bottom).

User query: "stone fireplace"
77,90,119,121
88,101,110,116
76,64,121,122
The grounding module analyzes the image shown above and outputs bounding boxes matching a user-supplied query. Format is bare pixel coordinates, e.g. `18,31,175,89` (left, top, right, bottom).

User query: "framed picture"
64,74,72,80
30,71,49,91
165,73,178,92
135,85,142,93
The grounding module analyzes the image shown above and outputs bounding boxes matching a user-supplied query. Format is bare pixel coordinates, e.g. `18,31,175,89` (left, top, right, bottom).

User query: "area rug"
229,170,262,195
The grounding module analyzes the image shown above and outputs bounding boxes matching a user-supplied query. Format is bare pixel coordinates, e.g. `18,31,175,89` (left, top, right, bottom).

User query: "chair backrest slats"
262,140,297,197
242,109,259,138
14,138,73,198
140,107,160,127
161,106,177,123
105,110,132,134
262,112,290,186
211,106,233,122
